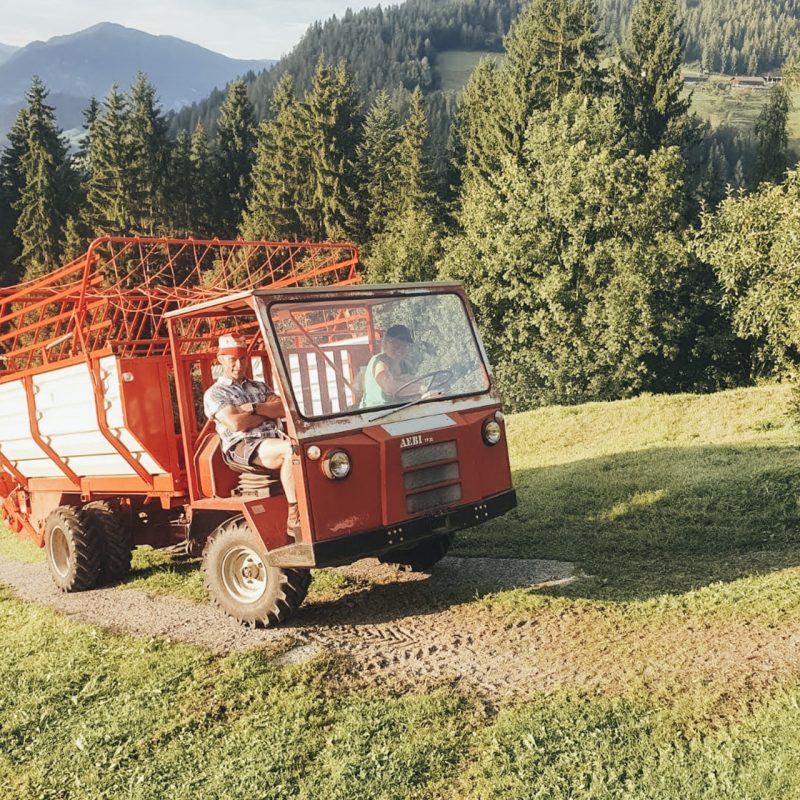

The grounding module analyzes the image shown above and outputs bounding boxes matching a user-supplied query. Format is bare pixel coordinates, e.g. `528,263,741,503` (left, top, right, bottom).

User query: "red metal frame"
0,237,360,544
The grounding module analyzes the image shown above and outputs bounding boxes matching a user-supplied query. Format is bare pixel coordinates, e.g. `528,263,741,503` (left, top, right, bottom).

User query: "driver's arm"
214,404,262,433
374,362,419,398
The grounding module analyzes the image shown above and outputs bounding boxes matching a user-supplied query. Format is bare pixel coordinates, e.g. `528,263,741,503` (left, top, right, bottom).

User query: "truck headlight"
482,419,502,446
322,449,351,480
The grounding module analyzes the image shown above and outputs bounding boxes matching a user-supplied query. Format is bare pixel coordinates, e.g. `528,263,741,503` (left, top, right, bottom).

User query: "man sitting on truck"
203,334,299,538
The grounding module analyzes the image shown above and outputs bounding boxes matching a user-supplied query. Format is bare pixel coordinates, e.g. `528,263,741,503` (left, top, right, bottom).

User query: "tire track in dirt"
3,554,800,701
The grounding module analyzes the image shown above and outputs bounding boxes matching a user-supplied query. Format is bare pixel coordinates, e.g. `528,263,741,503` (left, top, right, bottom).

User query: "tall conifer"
303,57,362,241
616,0,690,154
754,85,790,185
355,91,401,240
213,80,256,237
83,85,133,236
13,77,76,278
128,73,170,235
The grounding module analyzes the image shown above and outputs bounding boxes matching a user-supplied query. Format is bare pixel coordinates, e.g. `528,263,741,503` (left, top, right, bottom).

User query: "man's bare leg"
253,439,299,537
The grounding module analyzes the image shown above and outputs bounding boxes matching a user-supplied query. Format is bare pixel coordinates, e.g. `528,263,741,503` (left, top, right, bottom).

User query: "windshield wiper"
367,391,444,423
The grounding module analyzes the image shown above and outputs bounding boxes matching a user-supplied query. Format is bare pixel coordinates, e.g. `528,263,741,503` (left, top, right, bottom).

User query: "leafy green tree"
355,91,401,240
615,0,691,154
303,57,362,240
128,72,170,235
213,80,256,237
754,84,790,185
441,94,699,409
167,129,194,237
13,77,76,279
695,171,800,377
83,85,133,236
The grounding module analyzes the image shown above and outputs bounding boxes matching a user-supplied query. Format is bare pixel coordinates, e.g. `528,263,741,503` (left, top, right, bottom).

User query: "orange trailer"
0,237,516,625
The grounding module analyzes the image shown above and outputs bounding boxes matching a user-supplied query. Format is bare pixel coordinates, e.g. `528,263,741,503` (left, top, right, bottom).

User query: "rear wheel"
44,506,102,592
202,517,310,627
82,500,133,584
380,533,454,572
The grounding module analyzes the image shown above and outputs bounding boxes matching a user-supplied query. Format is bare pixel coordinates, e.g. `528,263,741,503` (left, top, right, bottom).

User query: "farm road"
3,554,800,701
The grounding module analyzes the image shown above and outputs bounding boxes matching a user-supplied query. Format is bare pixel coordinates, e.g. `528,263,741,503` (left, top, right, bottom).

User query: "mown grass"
4,584,800,799
3,384,800,797
455,385,800,603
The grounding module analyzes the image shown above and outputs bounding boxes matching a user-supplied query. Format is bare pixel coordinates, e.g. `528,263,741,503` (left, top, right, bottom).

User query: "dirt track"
3,554,800,701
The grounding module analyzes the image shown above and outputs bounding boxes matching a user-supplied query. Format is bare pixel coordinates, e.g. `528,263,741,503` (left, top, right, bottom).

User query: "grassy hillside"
435,50,800,149
3,384,800,798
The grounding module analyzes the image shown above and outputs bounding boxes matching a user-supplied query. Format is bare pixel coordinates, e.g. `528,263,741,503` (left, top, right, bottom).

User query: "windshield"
267,292,490,419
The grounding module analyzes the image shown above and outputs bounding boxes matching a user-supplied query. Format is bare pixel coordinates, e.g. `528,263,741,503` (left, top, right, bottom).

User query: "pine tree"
83,85,133,236
396,87,433,214
127,72,170,235
303,58,362,241
615,0,691,154
754,84,790,185
499,0,605,155
365,87,442,284
355,91,401,240
213,80,256,237
168,129,194,237
0,108,29,282
240,74,308,241
13,77,76,279
190,122,213,236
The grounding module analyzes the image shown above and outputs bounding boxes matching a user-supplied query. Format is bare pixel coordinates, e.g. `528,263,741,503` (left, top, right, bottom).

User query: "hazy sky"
2,0,380,60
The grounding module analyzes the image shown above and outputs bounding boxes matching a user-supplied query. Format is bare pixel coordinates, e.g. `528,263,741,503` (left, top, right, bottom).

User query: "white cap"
217,334,247,355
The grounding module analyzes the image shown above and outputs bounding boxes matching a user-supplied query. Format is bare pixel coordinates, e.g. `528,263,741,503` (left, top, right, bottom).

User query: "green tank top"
361,353,411,407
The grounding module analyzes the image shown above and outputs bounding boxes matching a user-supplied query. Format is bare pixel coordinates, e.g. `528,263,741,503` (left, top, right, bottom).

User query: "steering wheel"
393,369,454,399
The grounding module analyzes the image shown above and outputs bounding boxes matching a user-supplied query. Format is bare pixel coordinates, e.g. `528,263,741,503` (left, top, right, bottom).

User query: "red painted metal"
0,237,360,546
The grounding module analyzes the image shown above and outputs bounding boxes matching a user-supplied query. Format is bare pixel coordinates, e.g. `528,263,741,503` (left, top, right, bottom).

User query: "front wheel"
201,517,310,627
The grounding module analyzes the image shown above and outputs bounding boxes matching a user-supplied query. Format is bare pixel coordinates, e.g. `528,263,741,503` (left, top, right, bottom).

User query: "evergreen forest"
1,0,799,411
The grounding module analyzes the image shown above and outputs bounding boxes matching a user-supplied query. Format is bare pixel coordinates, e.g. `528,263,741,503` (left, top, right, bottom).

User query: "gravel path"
4,554,800,701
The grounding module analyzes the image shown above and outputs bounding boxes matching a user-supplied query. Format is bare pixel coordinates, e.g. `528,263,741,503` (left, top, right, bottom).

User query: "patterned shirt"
203,376,279,453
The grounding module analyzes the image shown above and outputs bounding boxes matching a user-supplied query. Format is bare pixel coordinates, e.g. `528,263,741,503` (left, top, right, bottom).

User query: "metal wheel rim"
48,525,71,578
220,545,267,604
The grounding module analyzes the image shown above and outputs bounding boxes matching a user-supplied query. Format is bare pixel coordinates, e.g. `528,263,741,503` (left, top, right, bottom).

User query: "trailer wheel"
82,501,133,584
202,517,311,627
380,533,454,572
44,506,102,592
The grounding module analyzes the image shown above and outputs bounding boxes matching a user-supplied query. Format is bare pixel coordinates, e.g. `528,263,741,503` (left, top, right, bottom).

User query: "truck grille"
401,440,461,514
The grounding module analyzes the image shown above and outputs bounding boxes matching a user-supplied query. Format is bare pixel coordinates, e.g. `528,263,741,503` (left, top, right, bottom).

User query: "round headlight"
482,419,502,446
306,445,321,461
322,449,351,480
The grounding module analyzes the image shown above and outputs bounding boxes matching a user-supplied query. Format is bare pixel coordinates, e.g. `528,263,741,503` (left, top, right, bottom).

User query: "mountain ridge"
0,22,275,137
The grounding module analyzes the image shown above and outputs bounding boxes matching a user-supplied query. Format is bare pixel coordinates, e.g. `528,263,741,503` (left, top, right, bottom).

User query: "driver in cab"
361,324,423,407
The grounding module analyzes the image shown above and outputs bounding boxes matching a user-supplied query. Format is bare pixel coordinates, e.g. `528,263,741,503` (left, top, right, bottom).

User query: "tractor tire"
44,506,102,592
379,533,454,572
201,516,310,627
82,501,133,584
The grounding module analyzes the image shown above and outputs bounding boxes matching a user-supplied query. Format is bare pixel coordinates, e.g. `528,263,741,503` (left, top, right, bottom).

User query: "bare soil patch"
3,554,800,702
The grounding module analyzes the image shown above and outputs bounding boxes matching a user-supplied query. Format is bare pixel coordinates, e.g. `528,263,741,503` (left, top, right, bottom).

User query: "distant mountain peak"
0,24,275,138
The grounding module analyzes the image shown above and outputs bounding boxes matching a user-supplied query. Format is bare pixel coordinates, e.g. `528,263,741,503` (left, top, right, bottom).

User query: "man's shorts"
222,438,263,470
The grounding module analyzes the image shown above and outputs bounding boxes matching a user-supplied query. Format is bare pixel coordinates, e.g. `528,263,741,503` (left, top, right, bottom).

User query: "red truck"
0,237,516,626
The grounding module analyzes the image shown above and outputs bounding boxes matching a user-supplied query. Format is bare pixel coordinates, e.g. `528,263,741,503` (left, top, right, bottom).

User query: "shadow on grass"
112,443,800,621
453,443,800,602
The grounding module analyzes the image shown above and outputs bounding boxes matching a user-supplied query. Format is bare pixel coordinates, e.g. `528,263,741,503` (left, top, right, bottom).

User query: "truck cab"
169,282,516,624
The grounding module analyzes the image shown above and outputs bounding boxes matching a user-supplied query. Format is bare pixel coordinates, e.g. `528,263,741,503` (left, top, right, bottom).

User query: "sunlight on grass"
0,526,43,564
597,489,667,522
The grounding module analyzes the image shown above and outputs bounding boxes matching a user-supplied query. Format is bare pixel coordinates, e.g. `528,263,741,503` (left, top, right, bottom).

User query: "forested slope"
171,0,800,139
